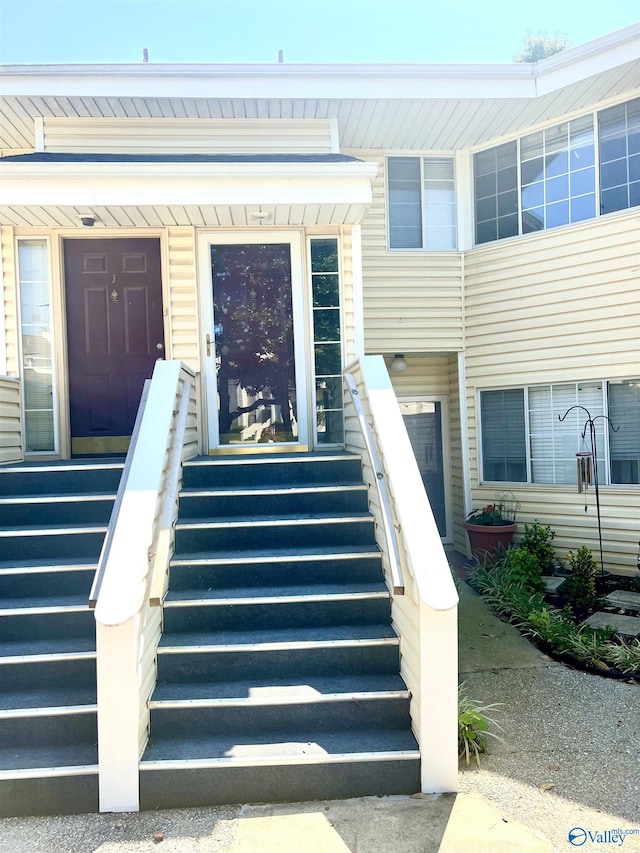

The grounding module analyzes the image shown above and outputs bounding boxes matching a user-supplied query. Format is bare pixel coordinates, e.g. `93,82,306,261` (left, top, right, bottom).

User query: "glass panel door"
401,400,448,539
211,242,301,446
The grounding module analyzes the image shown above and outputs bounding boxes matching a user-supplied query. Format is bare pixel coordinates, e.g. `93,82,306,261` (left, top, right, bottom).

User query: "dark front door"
64,238,164,455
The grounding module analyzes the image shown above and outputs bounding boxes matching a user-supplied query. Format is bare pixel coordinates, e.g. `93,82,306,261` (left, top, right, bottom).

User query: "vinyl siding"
464,212,640,385
341,227,357,364
464,212,640,575
138,605,161,754
0,375,22,463
42,118,336,154
350,151,464,355
1,227,18,377
166,227,200,372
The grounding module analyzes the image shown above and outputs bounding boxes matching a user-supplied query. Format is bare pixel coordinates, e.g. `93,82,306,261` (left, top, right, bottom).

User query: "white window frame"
197,230,309,452
478,380,638,488
16,236,59,456
386,153,458,251
307,234,345,448
471,94,640,247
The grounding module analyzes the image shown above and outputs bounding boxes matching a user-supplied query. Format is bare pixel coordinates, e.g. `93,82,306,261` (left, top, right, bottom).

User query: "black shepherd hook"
559,405,619,577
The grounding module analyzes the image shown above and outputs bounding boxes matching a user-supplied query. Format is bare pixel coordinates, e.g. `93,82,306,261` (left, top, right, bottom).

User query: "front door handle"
206,333,211,356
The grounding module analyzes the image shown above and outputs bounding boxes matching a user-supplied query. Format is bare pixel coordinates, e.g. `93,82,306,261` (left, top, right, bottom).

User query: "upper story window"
520,116,596,234
599,99,640,215
474,97,639,246
387,156,456,250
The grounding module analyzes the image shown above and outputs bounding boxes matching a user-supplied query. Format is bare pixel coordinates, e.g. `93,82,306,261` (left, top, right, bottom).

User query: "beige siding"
464,213,640,575
43,118,336,155
166,227,200,371
1,227,18,377
137,605,161,754
385,355,451,397
0,375,22,463
350,151,464,354
464,213,640,385
341,227,357,364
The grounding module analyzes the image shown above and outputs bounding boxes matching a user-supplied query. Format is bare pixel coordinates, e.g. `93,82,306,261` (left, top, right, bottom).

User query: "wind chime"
576,447,593,496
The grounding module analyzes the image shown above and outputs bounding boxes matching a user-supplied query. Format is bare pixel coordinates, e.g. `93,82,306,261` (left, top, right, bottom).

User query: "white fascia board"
2,24,638,100
0,173,374,207
0,161,377,180
0,65,535,100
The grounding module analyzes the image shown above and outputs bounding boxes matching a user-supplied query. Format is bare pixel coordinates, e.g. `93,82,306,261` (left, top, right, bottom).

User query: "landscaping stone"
541,576,566,594
584,611,640,638
604,589,640,613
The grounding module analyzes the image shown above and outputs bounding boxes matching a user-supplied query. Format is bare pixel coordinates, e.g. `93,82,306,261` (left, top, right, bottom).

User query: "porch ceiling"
0,202,371,228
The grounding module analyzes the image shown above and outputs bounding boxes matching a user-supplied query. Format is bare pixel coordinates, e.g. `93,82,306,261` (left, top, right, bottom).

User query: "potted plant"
464,493,518,562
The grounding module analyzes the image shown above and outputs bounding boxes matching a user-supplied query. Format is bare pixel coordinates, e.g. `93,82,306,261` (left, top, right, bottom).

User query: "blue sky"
0,0,638,65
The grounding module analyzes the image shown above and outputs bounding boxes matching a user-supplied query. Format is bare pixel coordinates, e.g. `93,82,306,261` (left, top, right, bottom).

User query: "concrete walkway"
1,574,638,852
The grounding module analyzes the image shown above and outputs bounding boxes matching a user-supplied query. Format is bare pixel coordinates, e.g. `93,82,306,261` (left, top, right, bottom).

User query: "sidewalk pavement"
1,565,638,852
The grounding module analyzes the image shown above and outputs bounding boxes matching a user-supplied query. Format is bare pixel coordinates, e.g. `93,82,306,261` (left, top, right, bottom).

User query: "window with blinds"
480,381,635,486
480,389,527,482
18,239,57,454
609,380,640,484
387,156,456,250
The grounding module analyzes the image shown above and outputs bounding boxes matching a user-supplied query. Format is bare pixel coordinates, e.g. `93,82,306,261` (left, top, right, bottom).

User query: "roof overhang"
0,158,378,228
0,25,638,152
1,24,638,99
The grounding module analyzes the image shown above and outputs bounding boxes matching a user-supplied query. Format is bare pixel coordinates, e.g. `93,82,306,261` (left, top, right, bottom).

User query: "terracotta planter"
464,521,516,561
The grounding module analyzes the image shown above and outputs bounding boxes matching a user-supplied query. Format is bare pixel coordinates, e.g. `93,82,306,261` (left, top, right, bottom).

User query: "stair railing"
344,372,404,595
343,355,459,795
90,360,199,813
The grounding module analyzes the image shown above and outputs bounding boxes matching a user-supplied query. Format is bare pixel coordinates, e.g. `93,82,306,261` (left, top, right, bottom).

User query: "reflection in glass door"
401,400,448,539
211,243,299,446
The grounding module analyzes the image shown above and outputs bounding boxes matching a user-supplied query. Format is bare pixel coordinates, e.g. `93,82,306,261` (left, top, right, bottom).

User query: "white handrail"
89,378,151,608
92,360,198,813
149,377,192,606
345,371,404,594
343,355,458,795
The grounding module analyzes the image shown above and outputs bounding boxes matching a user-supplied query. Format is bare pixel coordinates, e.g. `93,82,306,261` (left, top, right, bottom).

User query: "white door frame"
198,231,309,452
398,394,453,544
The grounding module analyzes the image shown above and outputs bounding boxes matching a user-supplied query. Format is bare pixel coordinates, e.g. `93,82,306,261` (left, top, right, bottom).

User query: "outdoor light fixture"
250,208,272,223
390,354,407,373
79,214,97,227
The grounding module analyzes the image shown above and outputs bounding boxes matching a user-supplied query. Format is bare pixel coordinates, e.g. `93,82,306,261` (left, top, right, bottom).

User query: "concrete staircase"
140,452,420,808
0,461,121,817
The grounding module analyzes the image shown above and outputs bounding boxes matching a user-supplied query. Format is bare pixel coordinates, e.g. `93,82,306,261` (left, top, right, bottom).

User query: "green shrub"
506,546,545,592
565,546,598,614
519,521,556,573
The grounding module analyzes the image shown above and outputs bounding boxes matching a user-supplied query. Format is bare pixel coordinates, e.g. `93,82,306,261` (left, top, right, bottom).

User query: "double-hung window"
479,380,639,486
387,156,456,250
